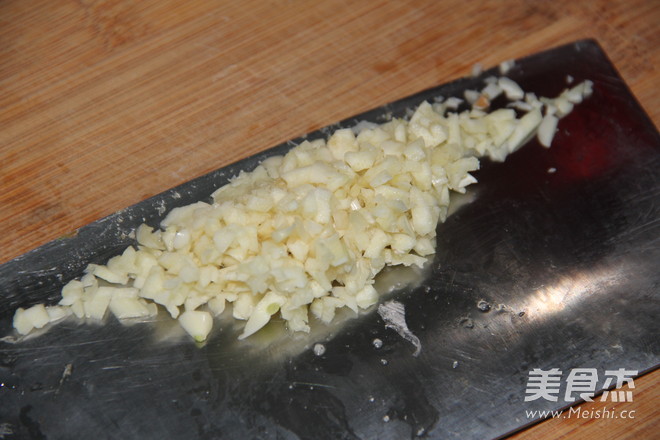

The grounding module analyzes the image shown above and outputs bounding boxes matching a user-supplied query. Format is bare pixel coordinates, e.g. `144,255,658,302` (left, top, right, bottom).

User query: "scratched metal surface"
0,40,659,440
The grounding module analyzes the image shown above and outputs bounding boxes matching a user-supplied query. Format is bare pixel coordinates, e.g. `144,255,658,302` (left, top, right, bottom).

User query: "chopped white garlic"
12,70,594,343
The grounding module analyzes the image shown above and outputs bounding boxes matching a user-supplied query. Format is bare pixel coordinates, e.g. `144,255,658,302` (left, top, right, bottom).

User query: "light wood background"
1,1,658,438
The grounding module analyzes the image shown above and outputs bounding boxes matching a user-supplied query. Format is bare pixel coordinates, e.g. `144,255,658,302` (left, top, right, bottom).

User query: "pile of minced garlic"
13,74,593,342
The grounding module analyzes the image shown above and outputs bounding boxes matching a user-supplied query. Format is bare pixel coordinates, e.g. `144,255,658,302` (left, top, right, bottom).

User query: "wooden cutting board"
1,1,658,438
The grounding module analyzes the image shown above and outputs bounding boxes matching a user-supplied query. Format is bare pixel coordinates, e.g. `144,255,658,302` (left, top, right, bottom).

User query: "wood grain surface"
1,0,658,438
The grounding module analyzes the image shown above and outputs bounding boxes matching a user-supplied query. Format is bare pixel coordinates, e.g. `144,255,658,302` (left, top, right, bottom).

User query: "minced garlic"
13,76,593,342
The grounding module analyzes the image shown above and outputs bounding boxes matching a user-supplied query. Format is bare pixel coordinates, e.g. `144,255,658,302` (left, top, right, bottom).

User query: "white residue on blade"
156,200,167,216
377,300,421,357
313,343,326,356
56,363,73,393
